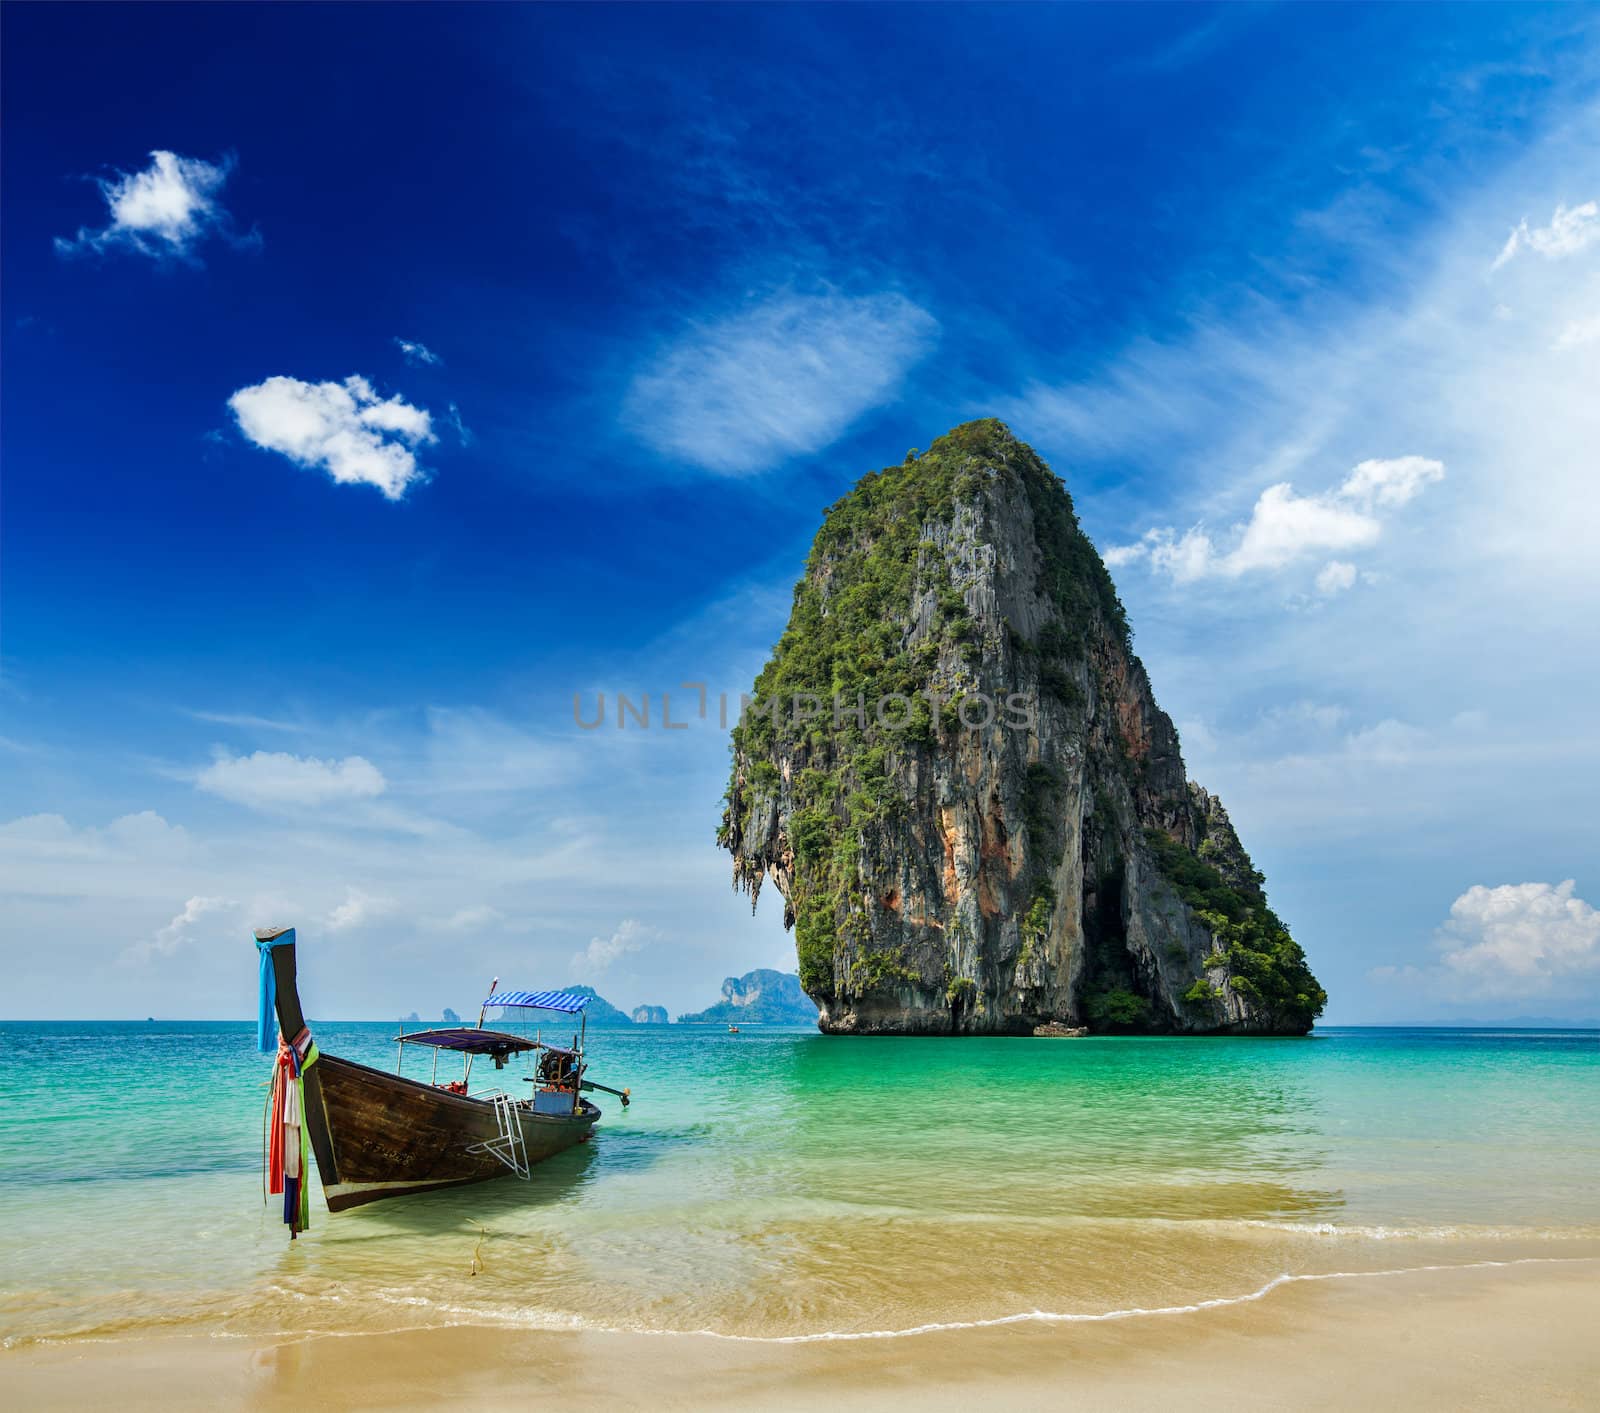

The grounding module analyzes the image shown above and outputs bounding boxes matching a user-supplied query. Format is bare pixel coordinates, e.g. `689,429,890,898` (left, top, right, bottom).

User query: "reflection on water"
0,1023,1596,1343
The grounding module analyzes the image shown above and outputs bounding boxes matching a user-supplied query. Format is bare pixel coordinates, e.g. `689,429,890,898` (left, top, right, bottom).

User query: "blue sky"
3,4,1598,1021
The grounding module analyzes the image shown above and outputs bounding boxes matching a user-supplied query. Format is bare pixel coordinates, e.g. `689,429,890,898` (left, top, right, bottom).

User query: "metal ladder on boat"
465,1092,530,1178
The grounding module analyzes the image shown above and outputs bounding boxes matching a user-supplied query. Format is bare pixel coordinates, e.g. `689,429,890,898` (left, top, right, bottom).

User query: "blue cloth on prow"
255,928,296,1053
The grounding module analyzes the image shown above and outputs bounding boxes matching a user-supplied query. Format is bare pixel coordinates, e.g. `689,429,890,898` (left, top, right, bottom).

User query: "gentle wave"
699,1258,1600,1343
1211,1218,1600,1241
328,1254,1600,1345
17,1255,1586,1352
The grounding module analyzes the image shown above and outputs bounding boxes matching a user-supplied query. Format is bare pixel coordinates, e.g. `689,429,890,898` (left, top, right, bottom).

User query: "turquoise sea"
2,1022,1597,1348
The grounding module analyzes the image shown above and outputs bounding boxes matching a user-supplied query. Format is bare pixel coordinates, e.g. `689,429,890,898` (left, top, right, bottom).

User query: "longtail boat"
254,926,630,1233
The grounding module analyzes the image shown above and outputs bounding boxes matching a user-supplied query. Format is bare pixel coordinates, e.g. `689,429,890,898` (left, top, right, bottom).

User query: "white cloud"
327,887,390,932
125,895,235,964
1,809,191,863
1222,481,1380,574
441,904,504,932
624,290,938,474
55,150,251,262
1490,199,1599,271
1340,455,1447,509
1437,880,1600,997
228,374,435,500
1281,701,1348,731
1343,718,1428,764
1316,560,1358,595
394,337,441,367
1157,527,1217,581
1106,455,1444,584
570,918,656,976
1554,311,1600,351
196,751,386,810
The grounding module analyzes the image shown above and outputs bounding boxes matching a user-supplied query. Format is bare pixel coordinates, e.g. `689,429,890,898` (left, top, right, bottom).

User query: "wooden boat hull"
310,1052,598,1211
264,932,599,1213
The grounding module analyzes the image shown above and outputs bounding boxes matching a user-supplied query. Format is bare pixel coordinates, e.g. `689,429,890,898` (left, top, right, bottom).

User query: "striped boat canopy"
484,989,591,1014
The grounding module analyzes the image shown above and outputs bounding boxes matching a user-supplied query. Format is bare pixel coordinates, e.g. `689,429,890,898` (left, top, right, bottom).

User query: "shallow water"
2,1022,1596,1346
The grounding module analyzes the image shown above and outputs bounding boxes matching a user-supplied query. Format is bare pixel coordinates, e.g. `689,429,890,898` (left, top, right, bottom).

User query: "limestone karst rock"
719,420,1326,1035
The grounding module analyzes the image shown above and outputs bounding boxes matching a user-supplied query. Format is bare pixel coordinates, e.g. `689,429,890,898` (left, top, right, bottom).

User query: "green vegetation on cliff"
1143,827,1327,1032
728,420,1123,759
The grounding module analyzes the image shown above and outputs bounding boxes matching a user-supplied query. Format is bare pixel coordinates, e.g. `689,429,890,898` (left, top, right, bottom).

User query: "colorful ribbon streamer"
267,1027,317,1235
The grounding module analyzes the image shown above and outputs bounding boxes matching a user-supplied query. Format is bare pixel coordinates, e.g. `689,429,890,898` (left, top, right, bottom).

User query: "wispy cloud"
1314,560,1358,596
1130,5,1262,75
184,709,301,733
394,337,442,367
124,895,235,964
54,150,256,263
1490,198,1599,271
623,290,938,474
440,904,504,932
570,918,657,976
326,886,392,933
1554,309,1600,351
415,708,573,797
227,374,435,500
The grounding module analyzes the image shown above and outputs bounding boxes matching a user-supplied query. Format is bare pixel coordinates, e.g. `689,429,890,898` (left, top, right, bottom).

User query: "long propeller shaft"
580,1079,631,1106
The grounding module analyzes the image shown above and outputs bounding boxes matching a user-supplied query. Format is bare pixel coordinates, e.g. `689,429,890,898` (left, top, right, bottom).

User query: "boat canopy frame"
394,984,592,1091
391,1027,537,1057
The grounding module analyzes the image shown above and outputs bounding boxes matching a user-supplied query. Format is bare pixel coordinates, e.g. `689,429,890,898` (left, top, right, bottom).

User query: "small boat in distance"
727,1023,739,1033
254,926,631,1232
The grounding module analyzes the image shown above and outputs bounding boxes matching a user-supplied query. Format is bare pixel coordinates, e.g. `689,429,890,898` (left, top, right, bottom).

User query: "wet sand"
9,1258,1598,1411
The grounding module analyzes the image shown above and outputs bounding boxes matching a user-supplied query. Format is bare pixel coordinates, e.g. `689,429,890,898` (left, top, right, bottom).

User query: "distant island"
720,420,1325,1036
678,969,820,1025
457,980,819,1028
401,1007,462,1025
556,985,635,1026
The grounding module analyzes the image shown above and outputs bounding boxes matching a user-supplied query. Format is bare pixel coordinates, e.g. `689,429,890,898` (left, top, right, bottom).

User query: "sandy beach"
11,1258,1597,1412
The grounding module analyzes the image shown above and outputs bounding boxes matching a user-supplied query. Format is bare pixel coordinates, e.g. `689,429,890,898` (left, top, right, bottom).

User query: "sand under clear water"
3,1021,1597,1355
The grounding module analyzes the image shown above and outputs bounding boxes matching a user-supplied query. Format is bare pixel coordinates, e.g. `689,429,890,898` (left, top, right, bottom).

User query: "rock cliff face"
631,1005,669,1025
719,420,1325,1036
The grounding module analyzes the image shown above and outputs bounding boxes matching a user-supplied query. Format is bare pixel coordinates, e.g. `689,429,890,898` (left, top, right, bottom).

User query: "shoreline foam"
9,1258,1598,1412
10,1251,1596,1352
